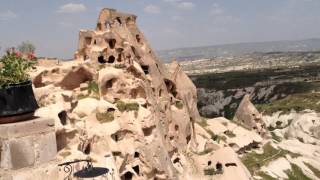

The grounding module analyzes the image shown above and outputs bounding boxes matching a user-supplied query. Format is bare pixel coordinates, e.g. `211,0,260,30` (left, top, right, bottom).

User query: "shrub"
96,112,115,123
204,168,216,176
304,162,320,179
87,81,99,95
115,64,126,69
224,130,236,138
17,41,36,54
116,101,139,112
286,163,312,180
175,101,184,109
0,50,36,88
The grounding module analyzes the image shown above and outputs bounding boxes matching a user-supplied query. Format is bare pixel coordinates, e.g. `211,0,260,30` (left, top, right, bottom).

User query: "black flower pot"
0,81,39,124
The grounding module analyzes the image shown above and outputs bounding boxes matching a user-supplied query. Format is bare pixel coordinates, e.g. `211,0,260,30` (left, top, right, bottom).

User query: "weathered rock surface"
17,8,254,180
234,95,268,137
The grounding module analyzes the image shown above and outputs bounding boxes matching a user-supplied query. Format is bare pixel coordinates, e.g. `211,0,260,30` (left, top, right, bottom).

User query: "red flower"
27,53,35,60
15,51,22,57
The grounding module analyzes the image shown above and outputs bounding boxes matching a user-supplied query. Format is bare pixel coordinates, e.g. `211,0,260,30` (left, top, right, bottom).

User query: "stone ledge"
0,117,57,170
0,117,55,139
0,160,59,180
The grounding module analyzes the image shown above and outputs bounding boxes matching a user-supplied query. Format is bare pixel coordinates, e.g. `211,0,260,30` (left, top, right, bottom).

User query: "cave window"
112,134,119,142
164,79,177,97
97,23,102,31
108,39,116,49
134,152,140,158
132,165,140,175
186,135,191,144
85,37,92,46
116,17,122,25
107,108,116,112
106,79,114,89
142,127,154,136
141,65,149,75
117,54,122,62
131,46,141,59
84,143,91,155
173,157,180,164
108,56,115,63
122,171,133,180
94,40,97,45
98,56,107,64
216,162,223,172
136,34,141,43
142,103,148,108
58,111,67,125
112,151,121,157
174,125,179,131
159,89,162,97
208,161,212,166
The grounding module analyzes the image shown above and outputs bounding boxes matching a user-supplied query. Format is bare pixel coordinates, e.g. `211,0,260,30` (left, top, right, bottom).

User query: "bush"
175,101,184,109
87,81,99,95
115,64,126,69
224,130,236,138
116,101,139,112
286,163,312,180
204,168,216,176
17,41,36,54
96,112,115,123
0,50,36,88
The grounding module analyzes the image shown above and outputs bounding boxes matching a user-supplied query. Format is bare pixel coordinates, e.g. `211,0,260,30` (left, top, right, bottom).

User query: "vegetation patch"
224,130,236,138
257,93,320,115
304,162,320,178
242,143,301,175
191,65,320,91
207,130,226,143
59,151,71,158
96,112,115,123
77,81,100,100
197,117,209,127
285,163,312,180
116,101,139,112
115,64,126,69
241,143,290,175
270,132,282,142
196,148,214,156
204,168,216,176
87,81,99,95
268,119,293,131
175,101,184,109
256,172,277,180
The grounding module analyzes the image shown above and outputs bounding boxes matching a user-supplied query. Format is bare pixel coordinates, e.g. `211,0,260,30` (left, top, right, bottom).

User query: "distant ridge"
157,38,320,62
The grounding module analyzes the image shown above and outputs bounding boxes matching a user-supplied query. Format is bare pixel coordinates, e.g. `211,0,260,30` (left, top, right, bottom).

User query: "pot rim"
1,80,32,89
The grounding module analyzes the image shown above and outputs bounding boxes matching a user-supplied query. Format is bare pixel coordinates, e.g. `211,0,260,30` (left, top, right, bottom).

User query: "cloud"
210,3,224,16
172,15,184,21
163,0,182,2
57,3,87,13
144,5,161,14
0,10,17,21
177,2,195,10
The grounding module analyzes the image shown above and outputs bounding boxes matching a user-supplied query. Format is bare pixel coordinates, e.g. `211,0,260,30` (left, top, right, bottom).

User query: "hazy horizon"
1,0,320,59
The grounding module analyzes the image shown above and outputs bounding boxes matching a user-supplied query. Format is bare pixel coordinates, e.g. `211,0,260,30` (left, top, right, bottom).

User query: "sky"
0,0,320,59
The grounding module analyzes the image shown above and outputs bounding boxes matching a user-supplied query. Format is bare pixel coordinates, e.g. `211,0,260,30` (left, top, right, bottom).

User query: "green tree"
17,41,35,54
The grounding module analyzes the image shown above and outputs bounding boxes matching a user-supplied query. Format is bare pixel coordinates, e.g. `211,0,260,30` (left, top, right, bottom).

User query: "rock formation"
234,94,268,137
29,8,209,180
0,8,255,180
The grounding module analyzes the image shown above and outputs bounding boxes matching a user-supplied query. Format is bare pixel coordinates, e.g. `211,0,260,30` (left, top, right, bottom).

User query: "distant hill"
157,38,320,62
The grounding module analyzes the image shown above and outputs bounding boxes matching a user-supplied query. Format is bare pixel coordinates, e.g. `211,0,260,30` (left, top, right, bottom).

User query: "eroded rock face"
32,8,202,180
234,94,268,137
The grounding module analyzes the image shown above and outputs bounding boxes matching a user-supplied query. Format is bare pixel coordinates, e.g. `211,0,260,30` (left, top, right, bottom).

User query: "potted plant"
0,48,39,123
